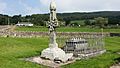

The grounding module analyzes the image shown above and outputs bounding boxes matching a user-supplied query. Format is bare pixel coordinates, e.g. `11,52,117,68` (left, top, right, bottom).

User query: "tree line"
0,11,120,27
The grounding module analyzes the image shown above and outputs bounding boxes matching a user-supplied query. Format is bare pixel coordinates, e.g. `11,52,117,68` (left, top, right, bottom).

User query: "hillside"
0,11,120,25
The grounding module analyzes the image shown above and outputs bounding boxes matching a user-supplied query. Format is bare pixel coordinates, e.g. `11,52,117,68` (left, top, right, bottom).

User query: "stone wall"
0,31,110,38
0,25,111,38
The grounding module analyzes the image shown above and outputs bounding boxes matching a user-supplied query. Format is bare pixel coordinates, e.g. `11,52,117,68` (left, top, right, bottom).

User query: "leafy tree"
84,20,91,25
108,16,120,25
0,14,10,25
94,17,108,28
65,20,71,26
0,11,120,27
11,15,22,24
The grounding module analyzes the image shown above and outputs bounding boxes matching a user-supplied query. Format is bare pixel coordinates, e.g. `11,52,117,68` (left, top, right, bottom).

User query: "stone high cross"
41,0,73,62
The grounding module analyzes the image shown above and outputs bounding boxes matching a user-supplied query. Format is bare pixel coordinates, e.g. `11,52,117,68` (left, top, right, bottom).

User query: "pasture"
15,26,120,32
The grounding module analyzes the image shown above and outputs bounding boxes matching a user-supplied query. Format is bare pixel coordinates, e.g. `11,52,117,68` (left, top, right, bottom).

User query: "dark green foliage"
65,19,71,26
84,20,91,25
94,17,108,28
0,11,120,26
11,15,22,24
0,14,9,25
108,16,120,25
28,14,49,26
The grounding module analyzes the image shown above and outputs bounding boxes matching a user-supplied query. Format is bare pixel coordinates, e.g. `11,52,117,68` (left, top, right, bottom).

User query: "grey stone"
41,0,73,62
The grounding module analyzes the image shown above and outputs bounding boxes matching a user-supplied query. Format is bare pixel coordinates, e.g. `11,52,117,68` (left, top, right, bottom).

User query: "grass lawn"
0,37,48,68
15,26,120,32
0,37,120,68
63,37,120,68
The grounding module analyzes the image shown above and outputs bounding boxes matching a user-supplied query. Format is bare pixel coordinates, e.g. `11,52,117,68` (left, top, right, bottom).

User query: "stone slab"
24,56,76,68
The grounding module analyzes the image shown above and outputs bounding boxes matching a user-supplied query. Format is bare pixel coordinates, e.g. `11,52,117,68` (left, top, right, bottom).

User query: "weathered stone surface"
41,0,73,62
24,56,75,68
41,47,73,62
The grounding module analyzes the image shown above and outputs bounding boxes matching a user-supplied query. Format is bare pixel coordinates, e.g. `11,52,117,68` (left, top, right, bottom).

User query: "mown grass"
0,37,48,68
0,37,120,68
63,37,120,68
15,26,120,32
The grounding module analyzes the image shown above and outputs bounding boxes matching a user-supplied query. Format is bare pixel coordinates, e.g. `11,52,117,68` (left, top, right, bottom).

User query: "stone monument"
41,0,73,62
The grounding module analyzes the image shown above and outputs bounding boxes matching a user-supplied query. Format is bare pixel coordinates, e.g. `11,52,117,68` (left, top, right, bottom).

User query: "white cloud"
1,0,120,15
19,0,42,15
39,0,120,12
0,1,7,14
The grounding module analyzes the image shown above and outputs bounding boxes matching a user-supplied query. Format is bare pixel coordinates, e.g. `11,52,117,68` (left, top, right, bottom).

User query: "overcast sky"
0,0,120,16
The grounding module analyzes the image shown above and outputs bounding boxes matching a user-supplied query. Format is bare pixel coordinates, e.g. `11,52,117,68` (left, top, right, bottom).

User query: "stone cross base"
41,47,73,62
24,56,76,68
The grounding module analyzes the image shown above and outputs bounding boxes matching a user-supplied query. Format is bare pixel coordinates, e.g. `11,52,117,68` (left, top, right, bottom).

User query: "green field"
15,26,120,32
0,37,120,68
71,20,85,26
0,37,48,68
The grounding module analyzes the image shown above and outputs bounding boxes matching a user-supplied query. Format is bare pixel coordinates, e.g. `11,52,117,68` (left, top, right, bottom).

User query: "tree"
31,14,45,26
84,20,91,25
94,17,108,28
65,20,71,26
0,14,10,25
108,16,120,25
11,15,22,24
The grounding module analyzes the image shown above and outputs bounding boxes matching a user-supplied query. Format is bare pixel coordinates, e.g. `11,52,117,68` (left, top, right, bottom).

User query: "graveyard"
0,36,120,68
0,0,120,68
0,22,119,68
0,25,120,68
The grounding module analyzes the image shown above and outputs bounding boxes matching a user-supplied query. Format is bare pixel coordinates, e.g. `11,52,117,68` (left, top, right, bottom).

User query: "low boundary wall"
0,31,110,38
